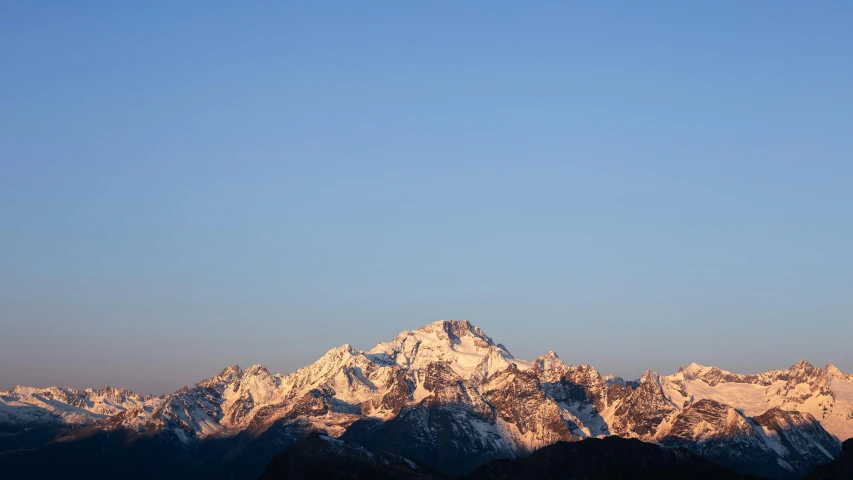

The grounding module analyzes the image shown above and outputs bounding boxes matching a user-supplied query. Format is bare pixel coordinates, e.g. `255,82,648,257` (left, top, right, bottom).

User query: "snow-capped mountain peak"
368,319,532,381
201,364,244,388
678,362,711,376
414,319,495,346
825,362,843,377
219,364,243,378
534,351,566,371
640,369,662,384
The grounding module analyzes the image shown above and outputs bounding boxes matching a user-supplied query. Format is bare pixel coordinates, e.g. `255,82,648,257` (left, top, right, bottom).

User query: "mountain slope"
0,385,159,427
803,438,853,479
656,399,840,478
661,361,853,442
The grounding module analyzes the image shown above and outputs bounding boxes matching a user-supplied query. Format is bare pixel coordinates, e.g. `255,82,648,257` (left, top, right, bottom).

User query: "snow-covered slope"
661,361,853,442
368,320,532,381
0,385,161,427
656,399,840,478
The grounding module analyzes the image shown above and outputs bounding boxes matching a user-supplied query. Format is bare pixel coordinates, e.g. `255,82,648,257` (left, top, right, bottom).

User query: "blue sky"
1,2,851,394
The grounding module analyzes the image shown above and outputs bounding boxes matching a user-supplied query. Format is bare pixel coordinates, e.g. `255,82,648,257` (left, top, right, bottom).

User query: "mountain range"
1,320,851,479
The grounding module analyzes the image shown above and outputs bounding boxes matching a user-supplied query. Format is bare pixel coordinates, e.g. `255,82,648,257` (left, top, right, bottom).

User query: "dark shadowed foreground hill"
464,436,762,480
803,439,853,480
259,433,761,480
259,432,442,480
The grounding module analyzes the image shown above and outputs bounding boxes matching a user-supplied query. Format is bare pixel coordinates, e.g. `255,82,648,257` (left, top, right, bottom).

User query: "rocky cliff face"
752,408,840,477
656,400,840,478
658,399,782,477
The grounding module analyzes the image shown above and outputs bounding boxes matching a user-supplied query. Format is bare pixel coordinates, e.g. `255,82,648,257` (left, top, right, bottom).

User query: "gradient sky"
2,2,852,395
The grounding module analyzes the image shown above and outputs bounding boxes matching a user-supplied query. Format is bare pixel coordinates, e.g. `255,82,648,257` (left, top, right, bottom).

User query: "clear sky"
1,2,851,395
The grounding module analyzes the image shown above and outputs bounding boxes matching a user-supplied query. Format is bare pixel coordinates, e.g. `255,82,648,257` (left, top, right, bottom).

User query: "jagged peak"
196,364,244,389
640,369,661,384
325,343,357,356
790,359,814,370
10,385,46,395
97,385,126,392
301,344,359,372
244,364,271,377
218,364,243,377
817,362,850,386
416,318,468,330
366,320,519,380
825,362,844,377
89,385,136,397
678,362,708,374
413,319,495,346
534,351,566,371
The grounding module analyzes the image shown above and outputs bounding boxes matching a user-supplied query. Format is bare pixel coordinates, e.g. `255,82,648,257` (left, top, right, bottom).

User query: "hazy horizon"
3,3,852,395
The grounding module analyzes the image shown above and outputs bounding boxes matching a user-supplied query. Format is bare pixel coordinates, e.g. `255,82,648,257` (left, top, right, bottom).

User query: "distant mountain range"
1,320,851,479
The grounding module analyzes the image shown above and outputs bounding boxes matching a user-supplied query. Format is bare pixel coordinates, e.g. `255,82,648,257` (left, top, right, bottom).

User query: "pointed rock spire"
640,369,661,384
219,364,242,377
534,351,566,371
825,362,843,377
